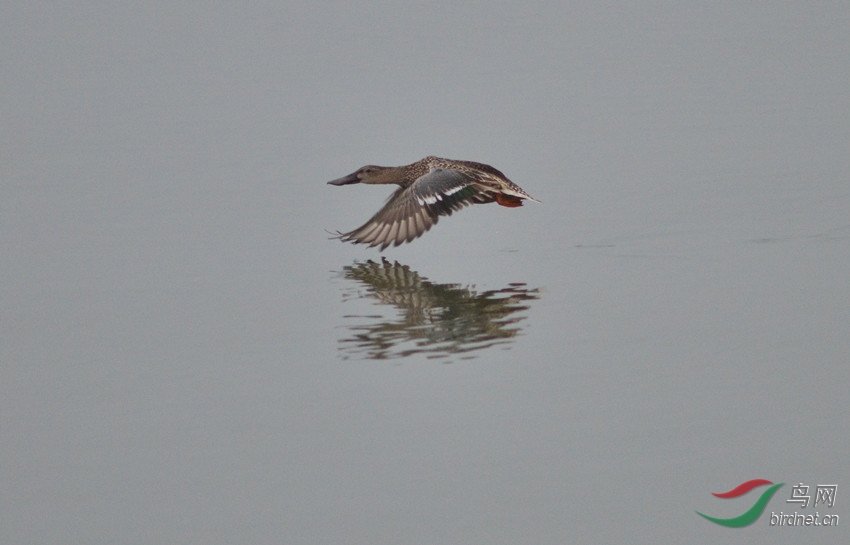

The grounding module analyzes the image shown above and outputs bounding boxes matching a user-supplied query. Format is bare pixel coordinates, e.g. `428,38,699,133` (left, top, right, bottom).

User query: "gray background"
3,2,848,543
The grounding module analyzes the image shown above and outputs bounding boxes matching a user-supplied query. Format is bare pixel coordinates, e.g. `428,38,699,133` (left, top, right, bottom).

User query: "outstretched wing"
336,168,494,250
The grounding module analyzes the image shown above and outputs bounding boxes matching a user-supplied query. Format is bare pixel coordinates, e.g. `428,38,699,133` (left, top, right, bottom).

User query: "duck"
328,156,539,250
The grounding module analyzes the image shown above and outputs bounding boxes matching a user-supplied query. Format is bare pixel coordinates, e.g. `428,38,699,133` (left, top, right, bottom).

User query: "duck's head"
327,165,396,186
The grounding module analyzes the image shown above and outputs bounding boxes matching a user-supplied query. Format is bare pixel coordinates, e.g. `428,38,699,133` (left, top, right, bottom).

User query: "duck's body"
328,156,539,250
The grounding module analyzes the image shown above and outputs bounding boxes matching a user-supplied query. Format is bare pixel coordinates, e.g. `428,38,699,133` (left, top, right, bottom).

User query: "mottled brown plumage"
328,156,539,250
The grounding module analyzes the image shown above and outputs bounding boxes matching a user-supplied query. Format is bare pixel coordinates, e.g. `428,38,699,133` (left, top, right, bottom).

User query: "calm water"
3,3,848,544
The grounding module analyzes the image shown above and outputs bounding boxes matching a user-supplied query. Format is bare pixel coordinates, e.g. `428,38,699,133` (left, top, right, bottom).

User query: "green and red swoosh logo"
696,479,784,528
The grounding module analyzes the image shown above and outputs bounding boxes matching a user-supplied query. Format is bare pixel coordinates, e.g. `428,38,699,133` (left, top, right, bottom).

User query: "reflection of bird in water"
328,156,539,250
337,259,540,361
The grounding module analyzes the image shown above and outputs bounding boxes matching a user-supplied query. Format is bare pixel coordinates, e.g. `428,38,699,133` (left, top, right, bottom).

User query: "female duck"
328,156,539,250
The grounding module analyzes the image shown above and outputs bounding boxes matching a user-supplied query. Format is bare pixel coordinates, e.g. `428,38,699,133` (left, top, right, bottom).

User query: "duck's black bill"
327,172,360,186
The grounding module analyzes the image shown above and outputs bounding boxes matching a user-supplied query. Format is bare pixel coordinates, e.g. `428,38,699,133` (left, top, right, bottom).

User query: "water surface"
3,2,848,544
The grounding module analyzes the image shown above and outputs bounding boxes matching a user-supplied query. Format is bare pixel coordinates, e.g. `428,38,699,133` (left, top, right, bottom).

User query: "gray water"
3,2,848,544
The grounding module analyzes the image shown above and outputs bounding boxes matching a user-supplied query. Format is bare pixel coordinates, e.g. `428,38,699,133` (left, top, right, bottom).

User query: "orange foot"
495,194,524,207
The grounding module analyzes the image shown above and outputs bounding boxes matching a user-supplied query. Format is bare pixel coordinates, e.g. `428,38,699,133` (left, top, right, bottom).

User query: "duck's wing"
336,168,494,250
